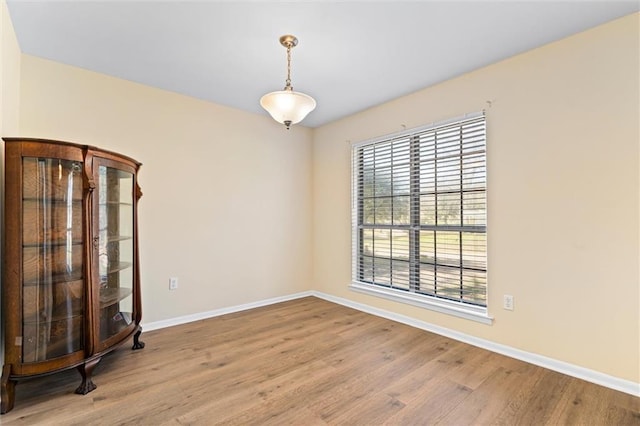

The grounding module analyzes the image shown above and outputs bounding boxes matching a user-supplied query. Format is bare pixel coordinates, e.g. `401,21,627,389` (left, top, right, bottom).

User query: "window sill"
349,281,493,325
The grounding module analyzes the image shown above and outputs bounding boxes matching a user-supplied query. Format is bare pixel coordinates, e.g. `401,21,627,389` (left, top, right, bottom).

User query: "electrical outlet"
169,277,179,290
503,294,514,310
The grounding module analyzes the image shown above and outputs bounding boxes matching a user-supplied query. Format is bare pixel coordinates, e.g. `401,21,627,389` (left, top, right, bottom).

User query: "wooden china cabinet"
1,138,144,414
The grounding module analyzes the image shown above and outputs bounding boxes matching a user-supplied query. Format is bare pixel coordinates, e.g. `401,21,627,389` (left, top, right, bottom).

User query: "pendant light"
260,35,316,129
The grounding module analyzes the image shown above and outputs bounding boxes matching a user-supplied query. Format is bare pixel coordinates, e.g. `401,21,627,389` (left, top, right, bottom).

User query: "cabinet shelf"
99,288,132,308
100,201,133,206
23,313,84,325
23,279,84,322
105,262,132,274
23,272,83,287
22,240,83,248
105,169,134,179
23,197,83,203
106,235,132,243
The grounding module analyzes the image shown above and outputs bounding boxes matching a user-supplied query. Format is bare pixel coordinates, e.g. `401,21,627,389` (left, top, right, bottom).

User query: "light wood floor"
2,297,638,425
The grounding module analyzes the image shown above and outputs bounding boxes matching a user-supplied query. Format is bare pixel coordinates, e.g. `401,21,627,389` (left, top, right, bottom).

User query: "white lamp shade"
260,90,316,126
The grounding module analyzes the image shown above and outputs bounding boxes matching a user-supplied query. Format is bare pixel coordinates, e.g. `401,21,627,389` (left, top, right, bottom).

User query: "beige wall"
1,0,20,136
312,13,639,383
19,55,314,323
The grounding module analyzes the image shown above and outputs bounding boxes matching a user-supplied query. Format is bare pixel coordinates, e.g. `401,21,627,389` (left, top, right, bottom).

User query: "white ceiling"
7,1,639,128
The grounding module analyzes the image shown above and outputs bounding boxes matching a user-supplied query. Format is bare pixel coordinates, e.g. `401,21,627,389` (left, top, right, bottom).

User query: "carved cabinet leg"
75,357,101,395
1,365,16,414
132,328,145,350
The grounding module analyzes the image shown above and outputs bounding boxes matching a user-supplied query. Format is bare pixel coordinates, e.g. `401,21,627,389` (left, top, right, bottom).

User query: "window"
351,112,489,322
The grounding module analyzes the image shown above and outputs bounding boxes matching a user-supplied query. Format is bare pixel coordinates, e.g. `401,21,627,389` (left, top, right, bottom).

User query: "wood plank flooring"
2,297,638,425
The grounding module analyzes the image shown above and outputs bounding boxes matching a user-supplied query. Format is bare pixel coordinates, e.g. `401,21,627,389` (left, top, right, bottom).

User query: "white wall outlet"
503,294,514,310
169,277,179,290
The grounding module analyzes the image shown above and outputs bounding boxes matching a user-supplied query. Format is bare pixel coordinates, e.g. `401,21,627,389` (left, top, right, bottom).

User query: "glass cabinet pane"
97,165,134,342
22,157,84,363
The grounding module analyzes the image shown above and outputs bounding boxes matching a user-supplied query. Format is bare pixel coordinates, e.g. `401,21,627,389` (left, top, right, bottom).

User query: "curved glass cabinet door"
22,157,84,362
97,164,135,343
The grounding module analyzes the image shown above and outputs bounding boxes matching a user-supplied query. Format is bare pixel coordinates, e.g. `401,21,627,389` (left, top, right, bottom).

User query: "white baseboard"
141,291,314,332
311,290,640,398
140,290,639,397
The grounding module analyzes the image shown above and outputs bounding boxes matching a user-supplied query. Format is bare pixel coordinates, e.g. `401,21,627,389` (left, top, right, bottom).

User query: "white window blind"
351,112,487,312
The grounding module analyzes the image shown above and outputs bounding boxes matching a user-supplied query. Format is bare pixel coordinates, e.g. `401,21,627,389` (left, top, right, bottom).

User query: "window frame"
350,112,492,324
